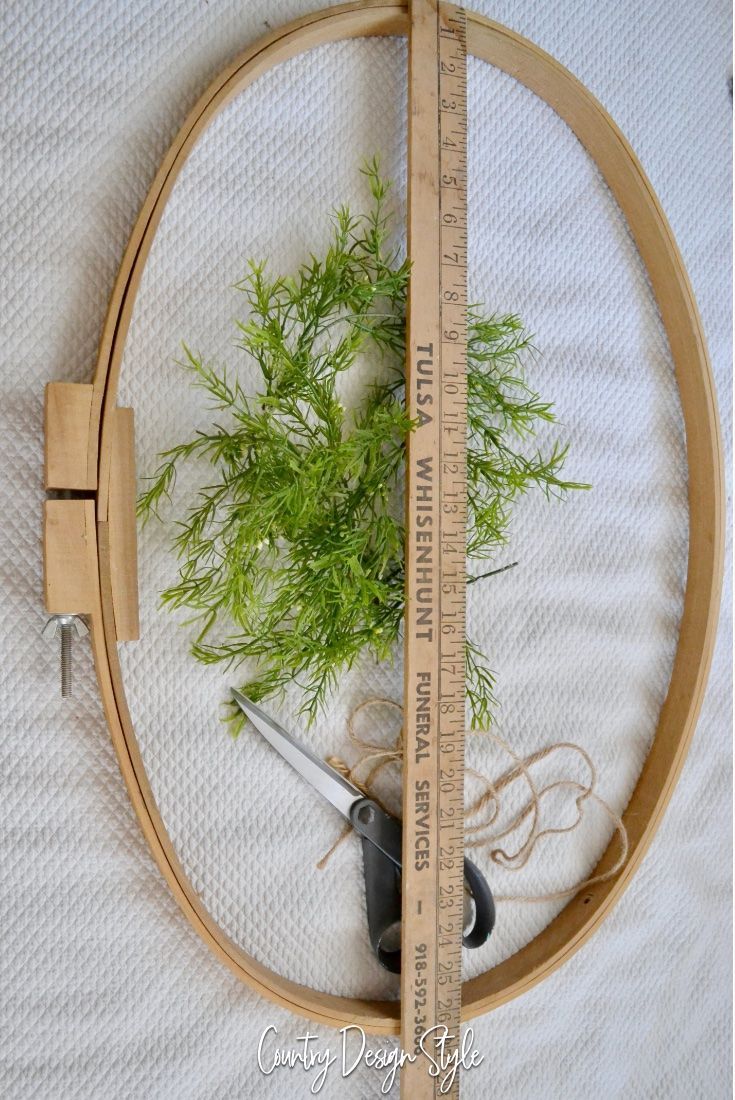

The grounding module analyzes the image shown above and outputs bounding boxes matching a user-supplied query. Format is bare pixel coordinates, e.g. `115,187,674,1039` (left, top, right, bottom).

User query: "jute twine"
317,698,628,903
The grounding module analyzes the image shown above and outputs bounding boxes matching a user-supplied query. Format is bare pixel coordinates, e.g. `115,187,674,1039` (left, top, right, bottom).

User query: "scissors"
232,691,496,973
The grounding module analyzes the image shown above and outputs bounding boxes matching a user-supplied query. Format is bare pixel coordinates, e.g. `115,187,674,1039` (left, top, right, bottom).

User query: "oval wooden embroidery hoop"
81,2,723,1033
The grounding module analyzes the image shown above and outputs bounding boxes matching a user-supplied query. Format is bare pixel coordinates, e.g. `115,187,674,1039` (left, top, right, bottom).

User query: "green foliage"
138,157,588,731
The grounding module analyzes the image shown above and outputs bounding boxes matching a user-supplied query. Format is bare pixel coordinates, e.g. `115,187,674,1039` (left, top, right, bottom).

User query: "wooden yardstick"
401,0,469,1095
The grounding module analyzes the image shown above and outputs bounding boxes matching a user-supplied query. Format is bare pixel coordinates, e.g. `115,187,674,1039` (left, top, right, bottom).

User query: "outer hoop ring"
86,1,724,1034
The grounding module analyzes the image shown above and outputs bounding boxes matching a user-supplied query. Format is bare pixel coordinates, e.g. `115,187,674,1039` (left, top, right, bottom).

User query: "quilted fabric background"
1,1,731,1097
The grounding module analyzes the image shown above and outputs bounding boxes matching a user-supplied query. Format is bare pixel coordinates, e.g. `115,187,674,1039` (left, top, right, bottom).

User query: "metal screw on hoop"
42,614,89,698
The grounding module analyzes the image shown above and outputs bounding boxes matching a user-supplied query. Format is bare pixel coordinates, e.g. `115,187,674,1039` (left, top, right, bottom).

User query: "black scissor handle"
461,854,496,947
352,798,495,972
360,836,403,973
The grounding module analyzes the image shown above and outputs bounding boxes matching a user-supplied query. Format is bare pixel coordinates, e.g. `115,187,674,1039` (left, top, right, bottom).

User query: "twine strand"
316,698,629,904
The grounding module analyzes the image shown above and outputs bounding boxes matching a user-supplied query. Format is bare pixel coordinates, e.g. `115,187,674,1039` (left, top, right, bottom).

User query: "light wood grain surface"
43,1,723,1035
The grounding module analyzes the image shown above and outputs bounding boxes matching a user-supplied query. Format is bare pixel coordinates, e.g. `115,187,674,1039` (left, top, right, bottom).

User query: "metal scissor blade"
231,690,364,822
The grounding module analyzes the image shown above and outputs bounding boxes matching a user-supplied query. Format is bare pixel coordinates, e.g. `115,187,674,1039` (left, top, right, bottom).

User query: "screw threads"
60,622,72,697
43,613,88,698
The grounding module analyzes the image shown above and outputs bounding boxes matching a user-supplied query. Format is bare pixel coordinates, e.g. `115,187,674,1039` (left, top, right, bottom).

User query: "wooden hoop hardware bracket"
43,384,139,642
41,1,723,1035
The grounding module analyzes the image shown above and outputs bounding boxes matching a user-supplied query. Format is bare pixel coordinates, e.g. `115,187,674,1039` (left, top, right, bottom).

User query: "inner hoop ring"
88,1,724,1033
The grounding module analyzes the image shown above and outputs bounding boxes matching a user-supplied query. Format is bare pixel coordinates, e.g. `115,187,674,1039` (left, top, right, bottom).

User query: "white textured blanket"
1,1,730,1097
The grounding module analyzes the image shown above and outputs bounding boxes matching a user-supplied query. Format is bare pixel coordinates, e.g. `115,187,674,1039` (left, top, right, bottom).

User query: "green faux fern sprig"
138,157,587,730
